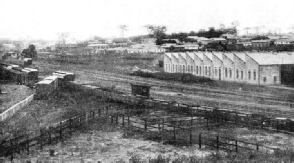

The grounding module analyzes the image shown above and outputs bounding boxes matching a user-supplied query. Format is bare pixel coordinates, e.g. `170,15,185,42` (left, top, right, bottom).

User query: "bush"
130,71,212,84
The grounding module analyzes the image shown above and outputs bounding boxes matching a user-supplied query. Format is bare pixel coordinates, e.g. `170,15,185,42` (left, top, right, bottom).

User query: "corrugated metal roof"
224,53,234,62
195,52,204,60
234,52,246,62
87,44,108,47
165,53,172,59
204,52,213,60
212,52,223,61
251,40,271,43
187,53,194,60
172,53,179,59
179,53,186,60
247,52,294,65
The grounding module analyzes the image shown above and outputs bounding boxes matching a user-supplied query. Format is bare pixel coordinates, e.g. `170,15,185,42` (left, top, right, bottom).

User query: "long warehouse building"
163,52,294,85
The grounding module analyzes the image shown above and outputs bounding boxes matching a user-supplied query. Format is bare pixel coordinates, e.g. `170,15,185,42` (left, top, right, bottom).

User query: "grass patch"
130,71,212,83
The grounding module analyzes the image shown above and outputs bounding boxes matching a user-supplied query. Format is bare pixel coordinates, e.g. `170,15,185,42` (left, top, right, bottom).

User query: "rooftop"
247,52,294,65
187,52,194,59
212,52,223,61
195,52,204,60
224,53,234,62
204,52,213,60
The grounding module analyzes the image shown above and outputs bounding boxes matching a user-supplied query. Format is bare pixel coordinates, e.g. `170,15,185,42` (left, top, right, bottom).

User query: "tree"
219,23,226,30
21,44,37,60
253,26,260,35
244,27,251,36
144,25,167,45
118,25,128,38
57,32,69,45
231,20,240,35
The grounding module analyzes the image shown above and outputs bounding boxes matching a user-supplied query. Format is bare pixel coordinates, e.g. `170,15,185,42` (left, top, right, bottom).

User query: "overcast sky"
0,0,293,40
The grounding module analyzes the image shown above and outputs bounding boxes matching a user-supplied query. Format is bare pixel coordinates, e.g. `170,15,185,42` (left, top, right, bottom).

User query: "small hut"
130,83,152,98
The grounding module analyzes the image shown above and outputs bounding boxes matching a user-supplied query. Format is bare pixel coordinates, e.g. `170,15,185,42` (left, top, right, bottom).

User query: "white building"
163,52,294,85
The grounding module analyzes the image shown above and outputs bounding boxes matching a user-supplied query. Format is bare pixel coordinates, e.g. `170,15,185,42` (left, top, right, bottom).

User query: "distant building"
55,44,79,51
210,38,227,44
163,52,294,85
187,36,212,45
251,40,271,47
1,44,16,51
274,39,294,45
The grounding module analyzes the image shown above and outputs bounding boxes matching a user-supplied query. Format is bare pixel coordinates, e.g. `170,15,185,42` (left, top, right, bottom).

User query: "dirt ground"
0,84,34,113
3,53,294,162
19,118,212,162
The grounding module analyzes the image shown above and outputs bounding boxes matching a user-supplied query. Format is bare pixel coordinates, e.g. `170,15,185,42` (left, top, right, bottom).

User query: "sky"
0,0,294,41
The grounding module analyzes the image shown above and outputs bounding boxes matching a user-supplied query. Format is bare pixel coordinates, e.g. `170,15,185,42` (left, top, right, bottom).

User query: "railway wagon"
6,69,28,85
53,71,75,81
23,58,32,67
44,76,59,90
23,68,38,82
35,80,56,99
11,67,38,86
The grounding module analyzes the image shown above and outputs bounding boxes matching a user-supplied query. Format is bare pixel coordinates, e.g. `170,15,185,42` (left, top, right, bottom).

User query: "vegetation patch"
130,71,212,83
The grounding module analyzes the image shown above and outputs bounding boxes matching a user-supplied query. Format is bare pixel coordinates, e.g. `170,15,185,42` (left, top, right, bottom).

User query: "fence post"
144,120,147,132
69,118,72,136
162,118,164,131
235,140,238,152
216,136,219,151
49,127,52,144
158,121,161,132
122,115,125,127
79,116,82,126
26,135,30,155
276,120,279,132
59,122,63,140
190,115,193,145
199,133,202,149
116,115,118,125
40,129,43,150
173,126,176,141
190,128,192,145
128,115,130,126
10,139,13,161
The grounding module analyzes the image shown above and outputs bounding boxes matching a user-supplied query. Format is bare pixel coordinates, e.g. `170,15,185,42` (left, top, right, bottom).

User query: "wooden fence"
109,113,279,154
0,106,115,161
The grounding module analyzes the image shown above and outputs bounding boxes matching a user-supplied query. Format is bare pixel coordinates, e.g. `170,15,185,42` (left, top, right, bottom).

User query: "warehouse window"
229,68,232,78
196,66,198,74
236,69,239,79
191,66,193,74
199,67,202,75
172,65,175,72
274,76,277,83
205,67,207,75
183,65,185,73
248,70,251,80
241,71,243,79
253,70,256,80
263,77,266,82
215,67,217,76
225,68,228,77
209,67,211,76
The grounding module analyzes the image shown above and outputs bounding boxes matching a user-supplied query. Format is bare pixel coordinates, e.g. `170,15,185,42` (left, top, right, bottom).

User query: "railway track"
37,61,294,118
